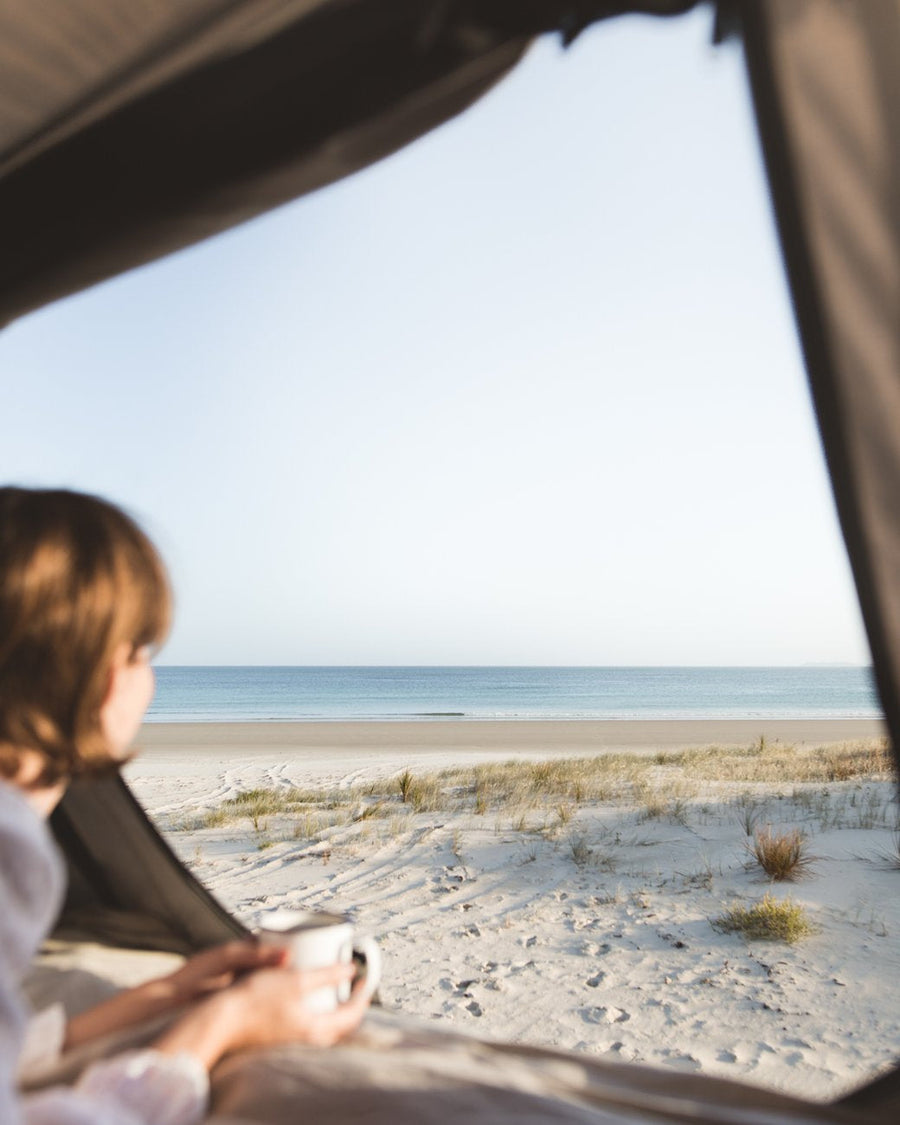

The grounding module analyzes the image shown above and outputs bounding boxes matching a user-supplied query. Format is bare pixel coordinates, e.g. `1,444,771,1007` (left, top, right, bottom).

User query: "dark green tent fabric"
49,774,246,953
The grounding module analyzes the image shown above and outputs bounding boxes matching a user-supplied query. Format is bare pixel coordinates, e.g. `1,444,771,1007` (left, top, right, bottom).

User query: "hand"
225,961,370,1048
65,941,284,1050
157,941,286,1004
153,961,372,1069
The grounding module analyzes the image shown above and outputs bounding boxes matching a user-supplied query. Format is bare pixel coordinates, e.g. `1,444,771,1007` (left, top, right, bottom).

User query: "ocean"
147,666,881,723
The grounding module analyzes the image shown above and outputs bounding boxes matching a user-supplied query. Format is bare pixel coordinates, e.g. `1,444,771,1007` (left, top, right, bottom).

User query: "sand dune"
126,719,899,1102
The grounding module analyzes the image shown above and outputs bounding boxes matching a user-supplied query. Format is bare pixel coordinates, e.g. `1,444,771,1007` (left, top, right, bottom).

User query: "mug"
257,908,381,1013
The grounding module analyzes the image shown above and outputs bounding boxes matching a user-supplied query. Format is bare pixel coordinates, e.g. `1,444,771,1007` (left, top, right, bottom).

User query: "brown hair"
0,488,171,786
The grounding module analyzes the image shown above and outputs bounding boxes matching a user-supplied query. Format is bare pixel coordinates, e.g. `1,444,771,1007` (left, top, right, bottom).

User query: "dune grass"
751,827,815,881
195,739,892,841
869,830,900,870
712,894,815,943
200,739,892,826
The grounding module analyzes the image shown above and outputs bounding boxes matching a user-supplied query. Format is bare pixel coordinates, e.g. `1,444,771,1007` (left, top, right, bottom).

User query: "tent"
3,0,899,1119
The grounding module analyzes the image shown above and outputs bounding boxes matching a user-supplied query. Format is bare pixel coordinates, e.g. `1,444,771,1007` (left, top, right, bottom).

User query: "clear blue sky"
0,8,871,666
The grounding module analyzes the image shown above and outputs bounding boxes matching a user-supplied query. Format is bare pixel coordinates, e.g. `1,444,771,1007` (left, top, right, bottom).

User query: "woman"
0,487,372,1124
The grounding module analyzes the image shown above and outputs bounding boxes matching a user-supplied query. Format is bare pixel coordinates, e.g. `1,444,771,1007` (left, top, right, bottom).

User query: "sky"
0,7,872,667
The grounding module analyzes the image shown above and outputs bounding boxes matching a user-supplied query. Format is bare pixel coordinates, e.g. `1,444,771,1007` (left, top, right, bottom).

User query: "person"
0,486,373,1124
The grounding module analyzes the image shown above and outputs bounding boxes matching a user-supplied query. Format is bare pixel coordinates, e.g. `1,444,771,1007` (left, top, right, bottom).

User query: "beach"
126,717,899,1102
134,716,884,786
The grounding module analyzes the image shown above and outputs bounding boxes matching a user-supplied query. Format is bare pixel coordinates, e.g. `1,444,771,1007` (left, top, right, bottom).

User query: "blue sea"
147,666,882,723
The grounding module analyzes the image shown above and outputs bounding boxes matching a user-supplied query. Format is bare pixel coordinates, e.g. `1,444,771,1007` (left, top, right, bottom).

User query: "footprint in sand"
661,1052,701,1072
433,871,464,894
583,1006,630,1025
581,939,613,957
586,972,606,988
466,1001,483,1017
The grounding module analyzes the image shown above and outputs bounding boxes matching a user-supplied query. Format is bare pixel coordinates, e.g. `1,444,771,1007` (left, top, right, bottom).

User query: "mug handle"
352,936,381,997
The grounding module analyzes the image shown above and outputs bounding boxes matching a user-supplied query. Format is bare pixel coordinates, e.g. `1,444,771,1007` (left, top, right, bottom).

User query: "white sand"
126,719,899,1103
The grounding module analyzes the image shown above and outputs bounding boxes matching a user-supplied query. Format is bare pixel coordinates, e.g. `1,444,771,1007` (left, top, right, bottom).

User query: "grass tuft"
568,833,593,866
555,802,575,827
751,827,814,881
712,894,814,943
397,769,415,803
735,795,761,837
869,830,900,871
354,802,387,821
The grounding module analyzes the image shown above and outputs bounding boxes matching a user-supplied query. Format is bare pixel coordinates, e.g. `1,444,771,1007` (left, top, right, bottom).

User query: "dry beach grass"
192,738,894,832
712,894,815,943
127,731,900,1102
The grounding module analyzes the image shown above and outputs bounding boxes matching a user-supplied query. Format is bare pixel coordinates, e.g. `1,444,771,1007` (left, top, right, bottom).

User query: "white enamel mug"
257,909,381,1013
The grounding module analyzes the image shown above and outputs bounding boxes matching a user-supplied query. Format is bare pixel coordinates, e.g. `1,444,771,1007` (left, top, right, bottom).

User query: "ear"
99,642,153,760
101,642,133,708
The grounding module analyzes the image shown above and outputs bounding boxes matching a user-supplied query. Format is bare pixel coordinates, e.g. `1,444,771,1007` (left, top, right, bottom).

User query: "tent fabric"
740,0,900,781
1,0,679,329
50,775,246,954
0,1,700,328
16,993,887,1125
0,0,527,327
208,1015,884,1125
839,1064,900,1118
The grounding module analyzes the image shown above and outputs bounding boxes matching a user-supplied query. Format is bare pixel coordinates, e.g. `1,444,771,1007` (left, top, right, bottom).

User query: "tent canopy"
1,0,699,330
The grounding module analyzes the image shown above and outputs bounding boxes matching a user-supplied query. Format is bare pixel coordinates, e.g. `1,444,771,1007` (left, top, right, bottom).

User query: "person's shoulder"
0,780,65,972
0,779,46,844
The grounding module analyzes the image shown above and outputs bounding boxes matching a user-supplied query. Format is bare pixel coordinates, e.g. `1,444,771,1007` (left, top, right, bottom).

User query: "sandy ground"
126,718,899,1103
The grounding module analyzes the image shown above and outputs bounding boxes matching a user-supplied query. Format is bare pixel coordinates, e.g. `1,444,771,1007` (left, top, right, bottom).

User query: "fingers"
293,962,356,990
188,941,286,978
192,961,372,1055
214,940,286,969
169,942,287,1000
275,961,356,1009
306,977,372,1046
232,961,356,1010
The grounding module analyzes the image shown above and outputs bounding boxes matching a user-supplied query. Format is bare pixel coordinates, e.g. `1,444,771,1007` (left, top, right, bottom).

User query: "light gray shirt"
0,781,207,1124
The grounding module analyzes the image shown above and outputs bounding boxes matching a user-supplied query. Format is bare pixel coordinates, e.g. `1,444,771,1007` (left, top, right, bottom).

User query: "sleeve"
17,1005,67,1081
0,786,209,1125
22,1049,209,1125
